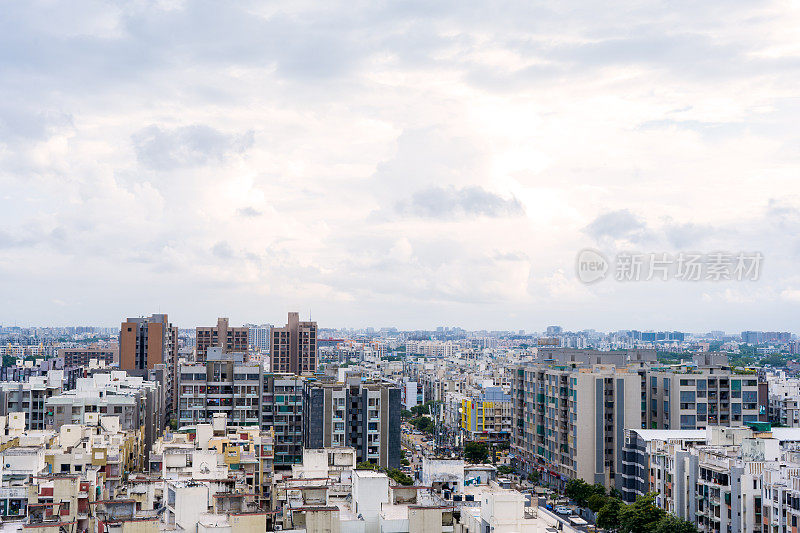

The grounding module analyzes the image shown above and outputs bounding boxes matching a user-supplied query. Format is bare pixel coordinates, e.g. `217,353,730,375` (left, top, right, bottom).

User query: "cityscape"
3,2,800,533
3,319,800,532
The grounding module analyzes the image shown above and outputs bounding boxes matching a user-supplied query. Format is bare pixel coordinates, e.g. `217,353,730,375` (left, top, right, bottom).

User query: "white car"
554,506,572,515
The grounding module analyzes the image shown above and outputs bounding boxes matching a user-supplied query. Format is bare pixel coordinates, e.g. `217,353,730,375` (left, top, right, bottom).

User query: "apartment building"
271,312,317,375
405,340,457,358
195,317,249,362
261,373,304,468
302,377,401,469
401,378,424,410
0,370,63,430
512,360,642,491
119,313,178,418
766,371,800,427
459,387,512,443
247,323,272,353
645,362,761,430
177,348,261,427
44,371,164,458
620,428,708,507
58,345,117,367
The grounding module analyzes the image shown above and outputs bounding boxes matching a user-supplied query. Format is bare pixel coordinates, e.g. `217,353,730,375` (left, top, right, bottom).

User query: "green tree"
411,417,434,433
497,465,514,475
596,497,622,531
587,493,609,513
401,409,413,419
619,493,667,533
464,441,489,463
401,458,410,466
565,479,605,507
356,461,379,470
651,515,700,533
528,471,540,484
387,468,414,485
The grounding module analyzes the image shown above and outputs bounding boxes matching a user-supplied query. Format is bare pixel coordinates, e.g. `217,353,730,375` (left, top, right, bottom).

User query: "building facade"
271,312,317,375
302,377,401,469
119,313,178,419
195,317,249,363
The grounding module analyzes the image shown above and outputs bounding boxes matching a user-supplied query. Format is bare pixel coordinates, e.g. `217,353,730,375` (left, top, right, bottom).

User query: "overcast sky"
2,1,800,332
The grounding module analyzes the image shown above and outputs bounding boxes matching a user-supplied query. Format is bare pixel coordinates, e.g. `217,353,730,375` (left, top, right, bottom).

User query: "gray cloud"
584,209,651,243
395,186,525,219
238,207,262,218
132,125,254,170
664,222,713,248
211,241,234,259
0,107,73,144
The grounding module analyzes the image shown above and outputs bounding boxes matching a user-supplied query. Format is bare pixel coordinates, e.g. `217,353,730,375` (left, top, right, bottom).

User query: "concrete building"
119,313,178,419
177,348,261,427
459,387,512,443
59,345,117,367
271,312,318,375
645,355,761,430
261,373,305,469
302,377,401,469
766,371,800,427
196,317,249,363
512,360,643,491
0,370,64,430
247,324,272,354
44,371,164,458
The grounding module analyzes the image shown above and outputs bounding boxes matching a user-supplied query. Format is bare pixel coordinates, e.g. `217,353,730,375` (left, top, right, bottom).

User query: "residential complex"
302,376,401,469
119,313,178,418
196,317,249,362
271,312,317,374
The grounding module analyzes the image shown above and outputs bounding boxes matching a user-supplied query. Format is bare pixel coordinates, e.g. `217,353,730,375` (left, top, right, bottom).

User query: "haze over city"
3,2,800,330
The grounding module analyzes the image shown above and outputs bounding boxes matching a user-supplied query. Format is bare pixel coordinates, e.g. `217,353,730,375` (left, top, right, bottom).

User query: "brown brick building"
195,317,249,362
270,312,317,375
119,313,178,420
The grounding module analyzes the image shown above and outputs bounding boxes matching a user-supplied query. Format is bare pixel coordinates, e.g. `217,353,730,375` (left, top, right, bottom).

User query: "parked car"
554,506,572,515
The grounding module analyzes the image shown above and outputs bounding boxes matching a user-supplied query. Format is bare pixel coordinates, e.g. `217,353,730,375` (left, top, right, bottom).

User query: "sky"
2,0,800,332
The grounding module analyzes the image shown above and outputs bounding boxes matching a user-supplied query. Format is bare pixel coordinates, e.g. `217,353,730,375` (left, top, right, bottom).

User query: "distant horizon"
0,318,793,338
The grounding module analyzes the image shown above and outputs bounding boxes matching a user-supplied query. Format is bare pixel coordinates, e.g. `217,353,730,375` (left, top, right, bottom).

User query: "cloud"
211,241,235,260
3,1,800,329
584,209,651,243
395,186,525,219
664,222,713,248
132,125,254,170
237,207,262,217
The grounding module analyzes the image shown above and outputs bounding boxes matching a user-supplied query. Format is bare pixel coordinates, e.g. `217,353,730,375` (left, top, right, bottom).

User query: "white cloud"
1,0,800,329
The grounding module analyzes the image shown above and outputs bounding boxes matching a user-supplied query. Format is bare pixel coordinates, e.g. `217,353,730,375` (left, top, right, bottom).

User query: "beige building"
512,363,642,491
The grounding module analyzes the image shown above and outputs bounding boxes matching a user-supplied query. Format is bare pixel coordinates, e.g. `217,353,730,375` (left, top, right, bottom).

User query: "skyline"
3,2,800,329
0,315,792,337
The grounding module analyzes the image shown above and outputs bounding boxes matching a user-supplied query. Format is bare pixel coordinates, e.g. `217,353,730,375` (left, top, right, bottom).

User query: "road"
401,422,435,475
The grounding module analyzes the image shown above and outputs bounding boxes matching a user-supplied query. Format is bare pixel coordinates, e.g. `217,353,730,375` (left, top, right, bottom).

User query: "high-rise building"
247,324,272,354
177,348,261,427
270,312,317,375
261,373,304,468
512,361,642,491
302,376,401,469
119,313,178,420
195,317,249,363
